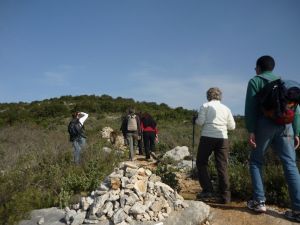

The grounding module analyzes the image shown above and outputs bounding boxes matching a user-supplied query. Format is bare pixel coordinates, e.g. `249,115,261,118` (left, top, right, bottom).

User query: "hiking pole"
192,111,197,171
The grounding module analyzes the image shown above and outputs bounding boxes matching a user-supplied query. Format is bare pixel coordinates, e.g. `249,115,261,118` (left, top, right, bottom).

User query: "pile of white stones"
101,127,127,151
69,162,188,225
101,127,114,139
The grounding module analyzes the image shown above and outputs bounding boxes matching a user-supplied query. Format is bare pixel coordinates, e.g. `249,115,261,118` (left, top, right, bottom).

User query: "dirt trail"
134,156,299,225
179,173,298,225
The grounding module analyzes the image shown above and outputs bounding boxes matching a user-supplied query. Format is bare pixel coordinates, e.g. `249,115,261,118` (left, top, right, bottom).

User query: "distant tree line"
1,94,241,127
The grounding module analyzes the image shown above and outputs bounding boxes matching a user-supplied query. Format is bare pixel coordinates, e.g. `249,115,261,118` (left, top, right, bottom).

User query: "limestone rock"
134,180,147,194
101,127,114,139
163,146,190,162
110,177,121,190
130,202,147,215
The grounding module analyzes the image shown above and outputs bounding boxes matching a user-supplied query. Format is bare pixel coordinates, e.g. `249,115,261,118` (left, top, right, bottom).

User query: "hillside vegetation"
0,95,296,225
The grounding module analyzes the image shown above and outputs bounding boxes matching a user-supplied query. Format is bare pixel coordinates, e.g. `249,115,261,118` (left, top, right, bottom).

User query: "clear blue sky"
1,0,299,115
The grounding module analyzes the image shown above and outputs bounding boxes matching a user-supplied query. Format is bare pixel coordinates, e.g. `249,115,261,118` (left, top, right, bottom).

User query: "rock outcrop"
163,146,190,162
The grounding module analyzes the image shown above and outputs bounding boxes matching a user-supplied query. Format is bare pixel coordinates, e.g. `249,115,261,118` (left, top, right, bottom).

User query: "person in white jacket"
194,87,235,204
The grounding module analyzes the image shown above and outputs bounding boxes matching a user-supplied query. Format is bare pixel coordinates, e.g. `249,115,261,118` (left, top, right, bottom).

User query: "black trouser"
138,138,143,155
196,136,230,201
143,131,155,159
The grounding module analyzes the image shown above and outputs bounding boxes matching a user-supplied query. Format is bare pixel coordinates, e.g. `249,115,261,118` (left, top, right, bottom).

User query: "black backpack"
68,119,84,141
256,76,295,125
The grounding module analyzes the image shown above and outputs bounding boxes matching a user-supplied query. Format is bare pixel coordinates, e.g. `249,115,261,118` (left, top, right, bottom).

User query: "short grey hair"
206,87,222,101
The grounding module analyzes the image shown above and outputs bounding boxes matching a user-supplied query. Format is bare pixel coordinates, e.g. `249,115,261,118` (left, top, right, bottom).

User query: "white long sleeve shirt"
196,100,235,139
79,112,88,125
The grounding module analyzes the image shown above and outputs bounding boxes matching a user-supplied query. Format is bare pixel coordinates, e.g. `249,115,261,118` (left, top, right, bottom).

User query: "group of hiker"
67,55,300,222
120,108,158,161
193,55,300,222
68,108,158,164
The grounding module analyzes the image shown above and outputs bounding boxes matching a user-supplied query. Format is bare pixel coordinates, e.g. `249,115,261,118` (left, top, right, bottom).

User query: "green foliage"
204,136,292,206
0,94,296,224
264,165,289,206
30,102,69,118
229,139,250,164
0,94,195,127
228,163,252,199
0,122,122,225
0,186,54,225
155,162,181,192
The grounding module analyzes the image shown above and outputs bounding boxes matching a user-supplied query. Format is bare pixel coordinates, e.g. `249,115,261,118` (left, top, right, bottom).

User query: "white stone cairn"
101,127,127,151
67,162,188,225
101,127,114,139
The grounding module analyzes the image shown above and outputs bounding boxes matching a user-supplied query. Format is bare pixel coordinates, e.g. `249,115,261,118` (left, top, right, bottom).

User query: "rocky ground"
19,153,299,225
177,169,298,225
135,155,299,225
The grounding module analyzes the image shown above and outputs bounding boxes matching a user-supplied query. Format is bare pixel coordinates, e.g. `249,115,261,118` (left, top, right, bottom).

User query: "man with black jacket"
68,111,88,164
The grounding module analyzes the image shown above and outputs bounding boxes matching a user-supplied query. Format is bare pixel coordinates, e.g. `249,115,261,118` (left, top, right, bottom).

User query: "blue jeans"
72,137,86,164
249,117,300,210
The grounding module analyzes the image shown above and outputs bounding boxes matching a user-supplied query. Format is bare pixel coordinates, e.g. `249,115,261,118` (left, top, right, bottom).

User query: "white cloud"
43,71,68,86
128,67,247,115
41,64,84,87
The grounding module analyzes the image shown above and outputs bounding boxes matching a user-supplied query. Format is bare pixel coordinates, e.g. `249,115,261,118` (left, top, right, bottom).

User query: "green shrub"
229,140,250,164
229,163,252,199
0,187,55,225
155,163,181,192
0,127,122,225
0,95,296,224
264,165,289,206
204,138,290,206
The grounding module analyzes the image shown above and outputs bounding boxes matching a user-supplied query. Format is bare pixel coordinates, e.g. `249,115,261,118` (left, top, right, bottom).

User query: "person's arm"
154,127,158,135
293,106,300,149
136,116,142,135
227,110,236,130
245,79,260,149
140,120,144,131
245,80,258,133
196,105,206,126
79,112,88,125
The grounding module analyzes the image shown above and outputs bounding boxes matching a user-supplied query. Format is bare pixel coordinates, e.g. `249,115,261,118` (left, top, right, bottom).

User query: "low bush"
0,124,123,225
155,162,181,192
204,138,293,206
0,95,297,224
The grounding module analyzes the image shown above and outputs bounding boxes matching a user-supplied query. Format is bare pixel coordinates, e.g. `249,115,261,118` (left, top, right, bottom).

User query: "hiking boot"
196,191,214,200
219,198,231,204
284,210,300,222
147,158,154,162
247,200,267,213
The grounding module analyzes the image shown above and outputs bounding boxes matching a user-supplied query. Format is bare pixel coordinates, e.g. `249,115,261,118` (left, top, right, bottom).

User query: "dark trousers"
196,136,230,201
138,139,143,155
143,131,155,159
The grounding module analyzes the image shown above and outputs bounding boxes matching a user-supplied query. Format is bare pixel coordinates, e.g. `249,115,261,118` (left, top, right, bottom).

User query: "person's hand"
295,136,300,149
192,115,198,124
248,133,256,149
155,134,159,143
